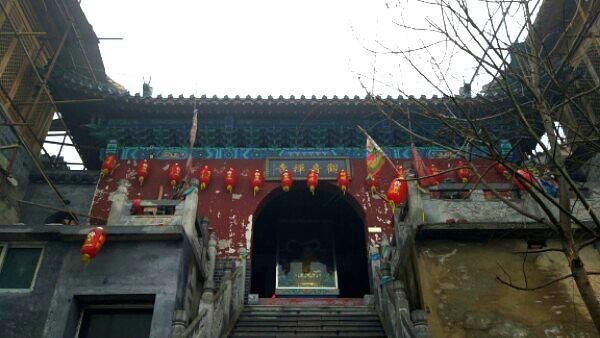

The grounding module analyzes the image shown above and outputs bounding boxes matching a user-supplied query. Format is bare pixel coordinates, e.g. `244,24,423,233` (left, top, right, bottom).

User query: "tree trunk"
558,175,600,333
570,257,600,332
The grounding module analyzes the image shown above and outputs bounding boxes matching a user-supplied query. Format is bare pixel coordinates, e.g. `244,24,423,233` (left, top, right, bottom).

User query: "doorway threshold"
258,297,365,306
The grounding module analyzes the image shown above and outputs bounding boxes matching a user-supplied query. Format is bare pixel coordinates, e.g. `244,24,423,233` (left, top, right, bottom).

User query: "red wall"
90,158,506,257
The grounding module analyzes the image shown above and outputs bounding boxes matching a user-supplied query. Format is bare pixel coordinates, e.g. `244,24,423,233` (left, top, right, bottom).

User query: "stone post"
406,181,425,226
171,310,188,338
182,179,199,237
411,309,431,338
106,180,130,225
202,231,217,298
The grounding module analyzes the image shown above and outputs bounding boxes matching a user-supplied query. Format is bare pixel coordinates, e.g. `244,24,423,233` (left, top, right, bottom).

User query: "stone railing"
370,182,431,338
421,182,542,224
106,179,191,226
371,259,430,338
421,180,600,226
187,253,247,338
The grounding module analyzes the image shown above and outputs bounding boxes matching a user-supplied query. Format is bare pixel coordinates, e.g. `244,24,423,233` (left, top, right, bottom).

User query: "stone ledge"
416,222,594,240
0,225,183,242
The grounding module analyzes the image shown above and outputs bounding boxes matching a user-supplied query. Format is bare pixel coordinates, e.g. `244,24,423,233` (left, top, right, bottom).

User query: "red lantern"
198,165,212,190
250,169,264,196
306,169,319,195
429,163,441,184
131,198,143,215
101,154,116,177
224,167,237,193
367,175,379,194
387,176,408,212
456,160,470,183
495,162,511,179
168,163,181,187
337,169,350,195
514,168,534,191
281,169,293,192
80,227,106,263
136,159,149,185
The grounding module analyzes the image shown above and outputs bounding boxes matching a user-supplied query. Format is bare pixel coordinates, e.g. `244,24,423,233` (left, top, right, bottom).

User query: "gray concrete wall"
0,225,190,338
0,241,68,338
43,239,188,338
20,171,98,225
0,117,34,224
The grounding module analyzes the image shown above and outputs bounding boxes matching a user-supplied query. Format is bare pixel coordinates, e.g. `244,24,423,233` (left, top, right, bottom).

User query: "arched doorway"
250,182,370,298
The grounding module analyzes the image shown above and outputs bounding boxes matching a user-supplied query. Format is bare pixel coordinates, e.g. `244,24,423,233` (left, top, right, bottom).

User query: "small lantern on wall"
80,227,106,263
131,199,143,215
337,169,349,195
386,175,408,212
306,169,319,195
281,169,293,192
224,167,237,193
456,160,470,183
136,159,149,185
495,162,511,179
168,163,181,187
514,168,534,191
100,155,116,177
198,165,212,190
250,169,264,196
367,174,379,194
429,163,441,184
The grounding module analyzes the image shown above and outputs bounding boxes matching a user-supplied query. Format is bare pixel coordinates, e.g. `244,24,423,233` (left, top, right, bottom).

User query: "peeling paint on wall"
89,158,506,257
418,239,599,337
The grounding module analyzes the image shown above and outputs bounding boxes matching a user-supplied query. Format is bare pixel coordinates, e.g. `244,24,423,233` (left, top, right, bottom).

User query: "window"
77,306,153,338
0,245,43,290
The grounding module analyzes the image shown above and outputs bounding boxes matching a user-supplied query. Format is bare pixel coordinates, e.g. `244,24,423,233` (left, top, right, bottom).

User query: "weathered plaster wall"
89,159,399,257
89,158,506,257
0,241,68,338
21,179,98,225
42,238,189,338
0,121,34,224
417,239,600,337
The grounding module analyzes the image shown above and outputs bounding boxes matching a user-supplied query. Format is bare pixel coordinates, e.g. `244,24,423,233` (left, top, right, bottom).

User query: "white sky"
79,0,492,97
46,0,534,168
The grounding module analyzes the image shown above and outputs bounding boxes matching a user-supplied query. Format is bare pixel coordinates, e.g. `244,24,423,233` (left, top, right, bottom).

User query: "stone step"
232,326,385,332
229,332,386,338
234,320,383,327
242,306,373,312
239,316,379,320
228,305,386,337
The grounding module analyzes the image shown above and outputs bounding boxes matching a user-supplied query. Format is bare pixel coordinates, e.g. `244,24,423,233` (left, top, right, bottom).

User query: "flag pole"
357,125,403,178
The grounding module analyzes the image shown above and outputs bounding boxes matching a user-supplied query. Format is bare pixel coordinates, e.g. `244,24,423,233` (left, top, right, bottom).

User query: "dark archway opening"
250,183,370,298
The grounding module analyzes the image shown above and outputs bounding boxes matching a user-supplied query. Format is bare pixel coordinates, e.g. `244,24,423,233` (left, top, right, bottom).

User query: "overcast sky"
48,0,532,167
79,0,486,97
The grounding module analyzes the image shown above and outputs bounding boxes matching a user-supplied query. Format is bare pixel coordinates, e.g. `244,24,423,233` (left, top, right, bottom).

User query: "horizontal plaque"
265,157,351,181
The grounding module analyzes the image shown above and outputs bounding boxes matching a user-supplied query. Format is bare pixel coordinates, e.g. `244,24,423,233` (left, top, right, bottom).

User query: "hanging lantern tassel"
456,160,470,183
281,169,293,192
514,168,534,191
137,159,149,186
306,169,319,195
168,163,182,187
387,177,408,212
100,154,117,177
225,167,237,193
251,169,264,196
80,227,106,263
367,175,379,195
337,169,349,195
198,165,212,190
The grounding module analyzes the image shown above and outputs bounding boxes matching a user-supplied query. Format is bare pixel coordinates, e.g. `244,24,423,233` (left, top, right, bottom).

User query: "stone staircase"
227,305,387,337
